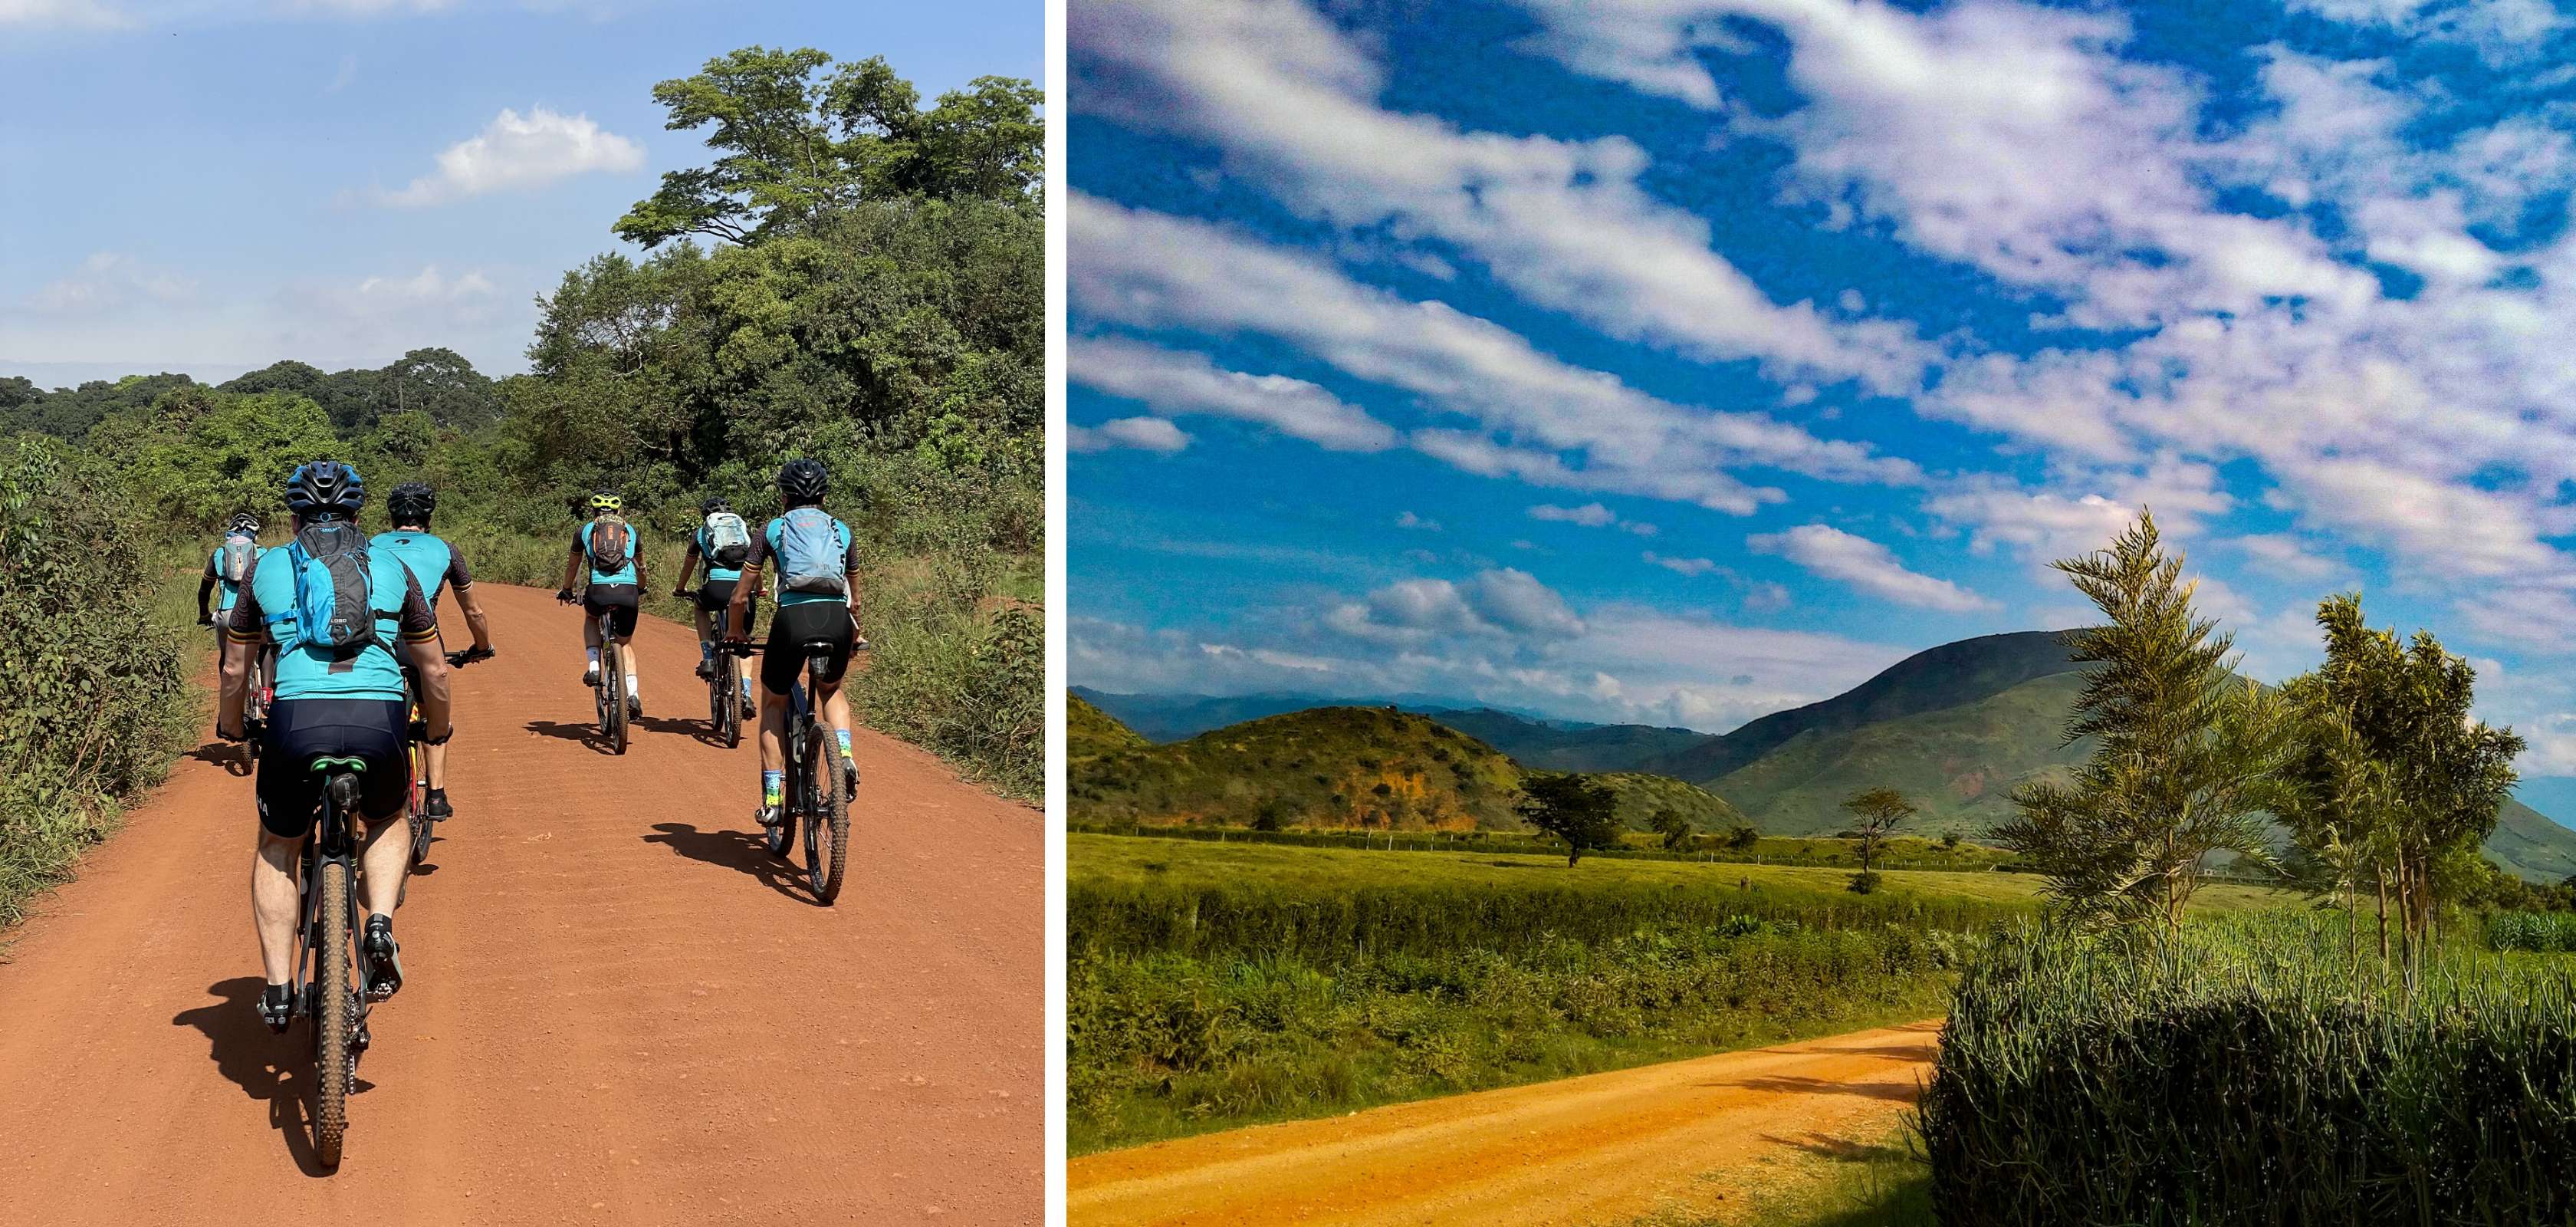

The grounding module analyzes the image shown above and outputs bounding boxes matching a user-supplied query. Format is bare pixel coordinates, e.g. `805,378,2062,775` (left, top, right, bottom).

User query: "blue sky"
1068,0,2576,815
0,0,1038,387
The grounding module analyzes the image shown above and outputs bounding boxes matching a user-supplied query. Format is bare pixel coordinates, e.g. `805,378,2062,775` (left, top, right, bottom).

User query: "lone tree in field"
1726,823,1760,851
1517,774,1622,867
1649,807,1693,850
2277,594,2523,976
1996,511,2297,934
1842,787,1917,891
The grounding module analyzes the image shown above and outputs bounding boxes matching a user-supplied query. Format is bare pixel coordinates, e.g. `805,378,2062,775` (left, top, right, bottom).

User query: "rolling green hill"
1415,707,1708,772
1066,701,1741,834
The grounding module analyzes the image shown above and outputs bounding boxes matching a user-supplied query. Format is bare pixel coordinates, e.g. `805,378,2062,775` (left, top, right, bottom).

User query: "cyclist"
373,482,495,826
724,459,863,827
671,495,754,693
557,491,646,718
201,513,281,721
215,462,452,1031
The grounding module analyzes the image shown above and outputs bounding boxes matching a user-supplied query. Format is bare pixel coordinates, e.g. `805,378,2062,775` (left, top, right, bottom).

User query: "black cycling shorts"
762,601,856,696
258,699,410,837
584,583,640,637
694,577,739,614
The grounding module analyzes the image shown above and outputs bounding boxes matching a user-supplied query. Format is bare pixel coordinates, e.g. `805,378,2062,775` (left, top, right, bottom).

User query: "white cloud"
1748,523,1996,612
1070,335,1397,451
1529,502,1615,528
1396,511,1441,531
2230,533,2337,582
1070,416,1191,454
1643,551,1718,576
374,107,642,206
286,0,454,13
1326,567,1585,646
27,252,195,314
327,54,359,94
1070,0,1928,391
0,0,132,27
1073,194,1914,514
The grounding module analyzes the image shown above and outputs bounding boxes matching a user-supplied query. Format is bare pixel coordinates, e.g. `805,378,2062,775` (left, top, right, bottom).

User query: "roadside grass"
1070,832,2294,912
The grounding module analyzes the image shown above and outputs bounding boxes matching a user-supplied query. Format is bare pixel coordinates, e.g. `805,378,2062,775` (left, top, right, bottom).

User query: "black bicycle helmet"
700,495,731,515
777,459,829,507
228,512,261,535
285,461,365,518
388,482,436,527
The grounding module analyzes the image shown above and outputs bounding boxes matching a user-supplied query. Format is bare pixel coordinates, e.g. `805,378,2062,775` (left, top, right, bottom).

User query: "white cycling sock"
585,648,601,666
626,673,640,696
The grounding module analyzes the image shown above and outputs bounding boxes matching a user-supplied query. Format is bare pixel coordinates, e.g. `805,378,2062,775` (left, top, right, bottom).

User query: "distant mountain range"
1076,629,2576,881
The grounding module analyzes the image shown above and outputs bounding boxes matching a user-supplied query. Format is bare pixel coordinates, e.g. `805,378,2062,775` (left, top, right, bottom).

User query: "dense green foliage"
0,439,196,926
2486,910,2576,952
5,48,1043,800
1920,913,2576,1225
1070,823,2024,871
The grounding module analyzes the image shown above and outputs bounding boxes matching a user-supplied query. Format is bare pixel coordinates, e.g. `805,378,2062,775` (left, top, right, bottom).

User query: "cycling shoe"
423,791,453,821
756,804,786,829
258,982,295,1033
694,658,714,680
627,693,643,720
841,753,859,800
362,914,403,1002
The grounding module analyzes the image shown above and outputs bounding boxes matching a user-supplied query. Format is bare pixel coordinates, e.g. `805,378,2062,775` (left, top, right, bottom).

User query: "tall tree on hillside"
1842,787,1917,890
1650,806,1693,850
1996,512,2298,935
1517,774,1622,867
2277,594,2523,977
614,48,1042,250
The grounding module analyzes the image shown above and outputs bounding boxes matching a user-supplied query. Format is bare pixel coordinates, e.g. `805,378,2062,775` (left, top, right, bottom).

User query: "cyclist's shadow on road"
642,821,822,905
173,977,370,1177
523,719,619,755
631,713,730,748
182,741,256,778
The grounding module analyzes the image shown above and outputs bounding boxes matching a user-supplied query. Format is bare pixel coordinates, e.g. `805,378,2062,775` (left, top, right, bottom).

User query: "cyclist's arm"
197,552,219,622
450,553,494,653
841,528,864,634
723,531,767,639
560,532,586,594
396,571,452,740
673,541,701,594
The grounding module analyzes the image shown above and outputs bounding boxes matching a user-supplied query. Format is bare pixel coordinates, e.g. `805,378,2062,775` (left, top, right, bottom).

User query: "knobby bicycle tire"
313,859,354,1169
809,722,848,904
603,635,629,755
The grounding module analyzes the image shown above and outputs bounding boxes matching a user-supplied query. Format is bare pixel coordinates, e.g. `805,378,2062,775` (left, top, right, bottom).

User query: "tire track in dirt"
0,583,1041,1225
1069,1021,1943,1226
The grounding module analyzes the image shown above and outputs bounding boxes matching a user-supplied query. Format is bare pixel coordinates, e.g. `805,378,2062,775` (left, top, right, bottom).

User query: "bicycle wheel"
313,858,354,1169
603,639,629,755
717,656,741,748
807,725,847,904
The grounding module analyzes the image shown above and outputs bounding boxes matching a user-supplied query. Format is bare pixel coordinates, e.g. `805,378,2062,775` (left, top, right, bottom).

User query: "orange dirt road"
0,583,1041,1225
1070,1021,1944,1227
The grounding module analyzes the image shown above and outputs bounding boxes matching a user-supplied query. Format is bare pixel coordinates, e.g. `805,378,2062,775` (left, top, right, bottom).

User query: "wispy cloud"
1748,523,1996,612
369,107,642,206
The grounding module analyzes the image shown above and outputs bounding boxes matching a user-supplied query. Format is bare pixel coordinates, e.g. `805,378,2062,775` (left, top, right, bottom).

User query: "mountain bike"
401,645,491,878
722,639,849,903
292,757,377,1169
593,608,631,755
684,593,753,748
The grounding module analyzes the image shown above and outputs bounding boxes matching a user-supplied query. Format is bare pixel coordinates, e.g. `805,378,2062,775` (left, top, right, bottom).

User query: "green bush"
0,439,195,926
1920,913,2576,1225
2486,909,2576,952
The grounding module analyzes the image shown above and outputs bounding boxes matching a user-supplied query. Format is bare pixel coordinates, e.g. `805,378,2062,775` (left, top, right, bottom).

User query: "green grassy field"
1069,832,2292,912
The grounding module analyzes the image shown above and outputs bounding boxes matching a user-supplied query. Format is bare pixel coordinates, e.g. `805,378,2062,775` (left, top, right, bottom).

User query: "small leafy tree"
1726,824,1760,851
1649,807,1693,850
1842,787,1917,887
1996,511,2298,935
1517,774,1622,867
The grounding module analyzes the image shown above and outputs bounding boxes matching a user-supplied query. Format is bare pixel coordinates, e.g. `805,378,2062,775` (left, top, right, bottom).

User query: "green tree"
1841,787,1917,885
1726,824,1760,851
1996,512,2298,935
130,392,341,528
2277,594,2524,975
614,48,1041,250
1516,774,1622,867
1649,806,1692,850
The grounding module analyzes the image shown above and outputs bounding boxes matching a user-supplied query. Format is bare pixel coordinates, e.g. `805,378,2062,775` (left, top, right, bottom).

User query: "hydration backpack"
776,507,847,595
703,511,752,567
586,516,632,576
219,532,256,583
276,522,380,657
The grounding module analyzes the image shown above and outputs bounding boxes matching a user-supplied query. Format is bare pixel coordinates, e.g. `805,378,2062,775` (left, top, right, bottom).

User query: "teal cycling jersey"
204,547,247,614
370,531,475,611
747,512,861,607
225,540,439,702
693,526,744,583
576,520,639,587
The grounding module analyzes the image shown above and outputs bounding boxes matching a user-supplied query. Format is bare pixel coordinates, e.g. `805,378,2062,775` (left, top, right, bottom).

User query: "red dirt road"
0,584,1042,1225
1070,1021,1944,1226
